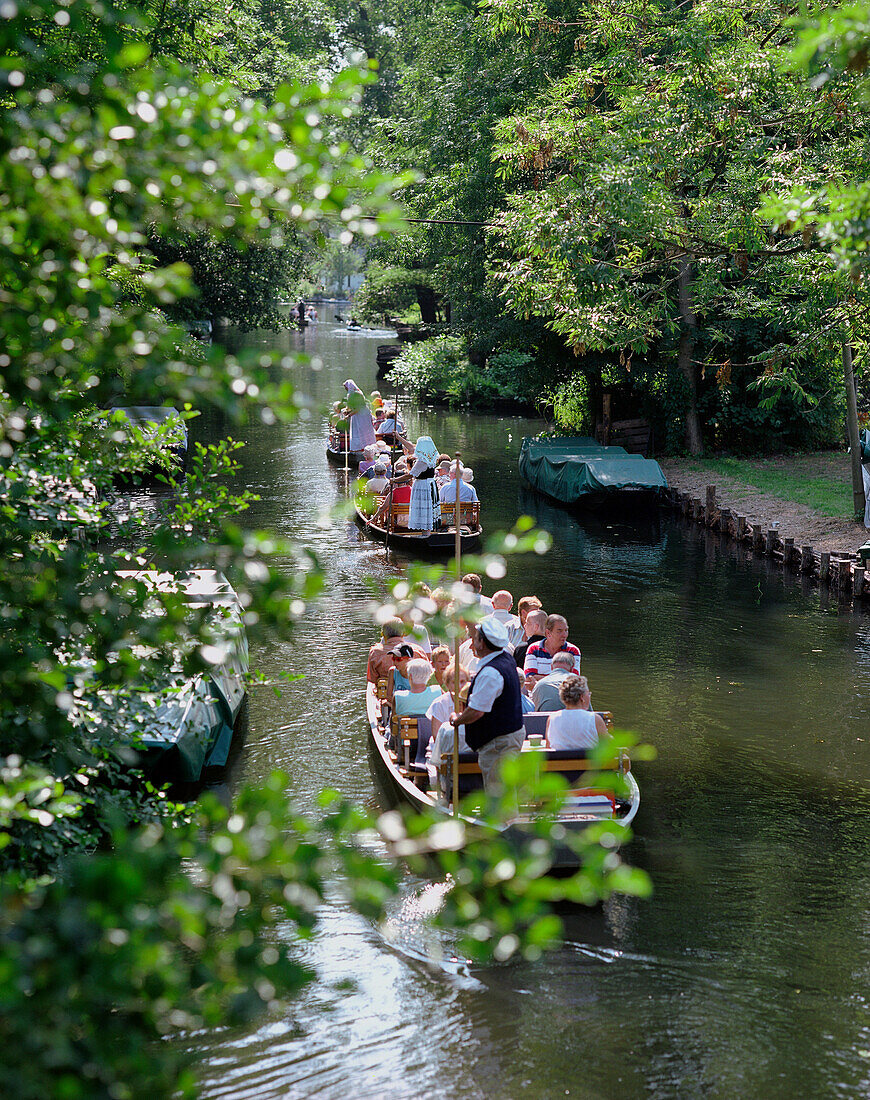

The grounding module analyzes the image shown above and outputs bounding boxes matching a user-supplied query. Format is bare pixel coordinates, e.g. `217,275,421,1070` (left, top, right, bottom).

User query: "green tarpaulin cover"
519,436,667,504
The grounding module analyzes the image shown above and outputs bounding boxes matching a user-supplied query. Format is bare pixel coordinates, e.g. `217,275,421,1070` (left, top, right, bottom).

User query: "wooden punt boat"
354,499,482,554
326,426,367,466
365,681,640,873
327,441,367,466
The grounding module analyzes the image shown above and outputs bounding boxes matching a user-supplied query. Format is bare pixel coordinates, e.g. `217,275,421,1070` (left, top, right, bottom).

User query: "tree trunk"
844,341,865,519
678,257,703,455
416,285,438,324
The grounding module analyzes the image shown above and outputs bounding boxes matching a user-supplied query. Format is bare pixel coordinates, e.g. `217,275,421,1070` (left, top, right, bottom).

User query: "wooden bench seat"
438,501,480,529
439,749,619,796
372,500,480,529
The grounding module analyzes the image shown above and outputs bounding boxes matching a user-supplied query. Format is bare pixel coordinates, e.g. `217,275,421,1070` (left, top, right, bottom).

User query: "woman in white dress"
342,379,376,452
390,435,441,531
545,675,609,750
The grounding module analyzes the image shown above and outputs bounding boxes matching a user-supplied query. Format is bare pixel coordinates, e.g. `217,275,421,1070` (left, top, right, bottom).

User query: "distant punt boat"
107,405,188,486
327,440,367,466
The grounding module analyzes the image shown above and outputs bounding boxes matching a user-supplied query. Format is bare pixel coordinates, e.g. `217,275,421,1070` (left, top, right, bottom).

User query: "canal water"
191,319,870,1100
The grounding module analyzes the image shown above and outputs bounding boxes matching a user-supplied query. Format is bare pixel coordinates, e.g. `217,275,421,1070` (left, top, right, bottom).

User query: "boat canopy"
519,436,667,504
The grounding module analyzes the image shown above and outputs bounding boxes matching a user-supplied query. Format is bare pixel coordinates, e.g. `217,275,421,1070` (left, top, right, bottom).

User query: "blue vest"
466,649,524,751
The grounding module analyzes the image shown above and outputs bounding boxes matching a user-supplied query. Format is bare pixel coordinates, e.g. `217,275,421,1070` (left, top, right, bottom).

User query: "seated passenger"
519,672,536,714
386,643,416,706
531,650,577,712
523,614,580,683
491,590,521,645
358,444,379,476
462,572,493,613
375,407,404,443
427,665,472,775
510,595,542,650
439,465,478,504
430,645,451,682
427,661,471,736
514,608,547,669
367,620,422,684
366,461,390,495
372,459,412,527
435,459,452,491
545,676,608,750
394,658,443,717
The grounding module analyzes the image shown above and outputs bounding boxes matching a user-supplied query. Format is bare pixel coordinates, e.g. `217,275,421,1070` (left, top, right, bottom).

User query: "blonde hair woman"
545,676,609,751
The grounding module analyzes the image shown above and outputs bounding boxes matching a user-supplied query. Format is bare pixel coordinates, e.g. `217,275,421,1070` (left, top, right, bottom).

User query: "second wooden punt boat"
354,499,482,554
327,440,367,466
365,681,640,874
326,425,367,466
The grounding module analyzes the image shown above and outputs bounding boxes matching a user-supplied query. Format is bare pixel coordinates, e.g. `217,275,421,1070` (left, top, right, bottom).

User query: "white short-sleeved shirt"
467,650,507,712
546,707,599,751
459,638,479,674
406,623,431,654
426,691,455,728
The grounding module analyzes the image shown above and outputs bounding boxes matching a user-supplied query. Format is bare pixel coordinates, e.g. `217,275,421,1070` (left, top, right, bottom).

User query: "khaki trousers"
476,728,525,793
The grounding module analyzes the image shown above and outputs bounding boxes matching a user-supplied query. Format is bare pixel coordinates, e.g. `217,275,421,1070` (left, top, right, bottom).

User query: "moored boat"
365,681,639,873
105,405,188,486
76,570,249,785
519,436,667,510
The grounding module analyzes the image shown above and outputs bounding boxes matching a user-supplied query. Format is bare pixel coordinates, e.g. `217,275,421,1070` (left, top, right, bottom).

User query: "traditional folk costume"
343,378,376,451
407,436,441,531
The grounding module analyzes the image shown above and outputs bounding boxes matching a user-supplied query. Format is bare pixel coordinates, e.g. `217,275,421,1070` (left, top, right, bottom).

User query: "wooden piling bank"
662,485,868,600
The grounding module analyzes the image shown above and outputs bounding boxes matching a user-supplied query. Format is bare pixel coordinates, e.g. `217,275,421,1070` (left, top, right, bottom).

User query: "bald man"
490,590,520,651
513,608,547,670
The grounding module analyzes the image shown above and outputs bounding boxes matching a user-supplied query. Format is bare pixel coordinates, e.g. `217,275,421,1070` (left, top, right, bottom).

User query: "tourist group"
366,578,610,796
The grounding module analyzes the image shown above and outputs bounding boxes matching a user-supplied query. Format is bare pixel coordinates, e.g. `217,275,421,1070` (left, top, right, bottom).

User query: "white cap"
477,615,509,649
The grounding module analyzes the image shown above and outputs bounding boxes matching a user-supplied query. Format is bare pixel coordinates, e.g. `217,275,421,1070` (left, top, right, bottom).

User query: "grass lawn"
682,454,855,519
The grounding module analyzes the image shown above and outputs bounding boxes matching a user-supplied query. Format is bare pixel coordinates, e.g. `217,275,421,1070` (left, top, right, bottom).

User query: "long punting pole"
452,450,461,814
385,381,400,552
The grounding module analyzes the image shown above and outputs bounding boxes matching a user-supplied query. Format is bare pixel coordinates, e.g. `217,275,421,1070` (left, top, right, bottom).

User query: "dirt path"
659,454,869,555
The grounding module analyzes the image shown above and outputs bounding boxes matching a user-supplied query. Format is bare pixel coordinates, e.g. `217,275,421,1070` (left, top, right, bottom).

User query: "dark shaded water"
191,319,870,1100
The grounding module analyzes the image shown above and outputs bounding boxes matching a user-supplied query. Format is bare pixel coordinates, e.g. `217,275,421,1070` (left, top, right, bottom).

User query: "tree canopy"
354,0,870,452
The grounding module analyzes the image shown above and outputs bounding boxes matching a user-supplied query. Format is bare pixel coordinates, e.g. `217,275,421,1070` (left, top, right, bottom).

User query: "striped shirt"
523,641,581,679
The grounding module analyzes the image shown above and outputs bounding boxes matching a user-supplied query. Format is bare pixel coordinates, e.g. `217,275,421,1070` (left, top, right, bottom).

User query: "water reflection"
191,320,870,1100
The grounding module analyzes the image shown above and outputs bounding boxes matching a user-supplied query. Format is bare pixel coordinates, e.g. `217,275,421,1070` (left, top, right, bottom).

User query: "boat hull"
354,504,481,554
327,444,367,466
364,685,639,875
